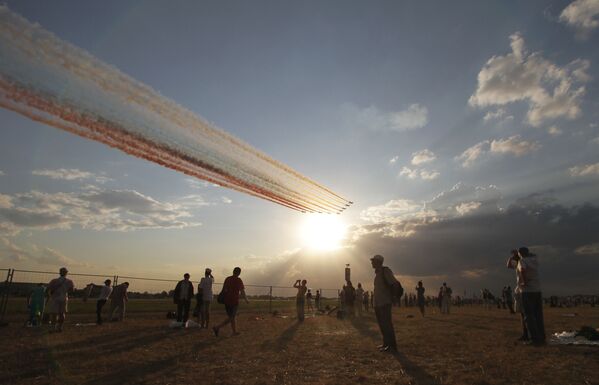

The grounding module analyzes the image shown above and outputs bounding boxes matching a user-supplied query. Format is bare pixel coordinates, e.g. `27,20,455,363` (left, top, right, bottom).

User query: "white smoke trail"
0,6,352,213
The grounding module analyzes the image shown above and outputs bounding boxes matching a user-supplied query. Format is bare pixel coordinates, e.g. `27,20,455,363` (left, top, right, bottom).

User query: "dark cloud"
352,194,599,295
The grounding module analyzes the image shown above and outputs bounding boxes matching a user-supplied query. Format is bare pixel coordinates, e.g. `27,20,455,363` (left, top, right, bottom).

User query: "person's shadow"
349,317,441,385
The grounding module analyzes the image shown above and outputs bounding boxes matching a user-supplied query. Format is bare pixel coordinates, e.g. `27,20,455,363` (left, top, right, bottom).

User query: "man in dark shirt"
213,267,248,336
174,273,194,323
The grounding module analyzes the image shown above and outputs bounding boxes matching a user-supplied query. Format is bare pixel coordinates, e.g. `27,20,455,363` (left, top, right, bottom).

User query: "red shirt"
223,275,244,306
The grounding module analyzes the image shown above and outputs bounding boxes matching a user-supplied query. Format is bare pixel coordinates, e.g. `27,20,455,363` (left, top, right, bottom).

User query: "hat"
370,254,384,263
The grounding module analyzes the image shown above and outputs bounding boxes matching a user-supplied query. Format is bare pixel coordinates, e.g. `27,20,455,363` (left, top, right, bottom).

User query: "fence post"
269,286,272,314
0,269,15,326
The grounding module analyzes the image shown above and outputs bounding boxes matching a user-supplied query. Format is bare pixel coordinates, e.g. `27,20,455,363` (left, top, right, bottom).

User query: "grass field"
0,304,598,385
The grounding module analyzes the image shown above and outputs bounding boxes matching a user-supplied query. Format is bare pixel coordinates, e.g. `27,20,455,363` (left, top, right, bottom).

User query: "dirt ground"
0,306,598,385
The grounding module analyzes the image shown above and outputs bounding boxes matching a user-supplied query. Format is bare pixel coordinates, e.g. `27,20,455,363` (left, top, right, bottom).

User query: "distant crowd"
23,245,565,349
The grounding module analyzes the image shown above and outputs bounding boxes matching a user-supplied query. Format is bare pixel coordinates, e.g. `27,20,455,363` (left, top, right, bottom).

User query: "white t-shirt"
99,285,113,300
517,256,541,292
198,276,214,301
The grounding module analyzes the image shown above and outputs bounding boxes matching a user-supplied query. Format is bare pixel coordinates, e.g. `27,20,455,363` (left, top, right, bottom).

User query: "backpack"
383,267,404,302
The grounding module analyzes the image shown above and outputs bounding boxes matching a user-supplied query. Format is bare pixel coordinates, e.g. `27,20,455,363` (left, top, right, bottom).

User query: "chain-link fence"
0,268,341,323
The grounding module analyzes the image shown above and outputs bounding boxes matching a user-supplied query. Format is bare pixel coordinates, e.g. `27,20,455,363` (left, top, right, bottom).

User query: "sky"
1,0,598,296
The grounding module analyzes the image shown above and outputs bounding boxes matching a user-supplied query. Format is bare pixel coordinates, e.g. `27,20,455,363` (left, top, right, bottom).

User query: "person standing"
47,267,74,332
198,268,214,328
345,281,356,317
306,289,314,313
371,254,399,353
516,247,545,345
213,267,249,336
355,283,364,317
363,290,369,312
315,290,321,311
174,273,194,323
441,283,452,314
507,250,528,341
109,282,129,321
293,279,308,321
89,279,112,325
27,283,46,326
416,281,426,317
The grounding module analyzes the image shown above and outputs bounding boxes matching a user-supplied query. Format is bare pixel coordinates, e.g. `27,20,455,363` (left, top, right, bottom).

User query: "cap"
370,254,384,263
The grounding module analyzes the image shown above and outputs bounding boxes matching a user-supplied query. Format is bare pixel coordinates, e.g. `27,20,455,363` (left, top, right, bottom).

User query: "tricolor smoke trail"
0,6,352,214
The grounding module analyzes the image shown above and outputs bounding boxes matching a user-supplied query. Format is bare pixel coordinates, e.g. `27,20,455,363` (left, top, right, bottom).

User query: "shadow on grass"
349,316,441,385
261,320,301,352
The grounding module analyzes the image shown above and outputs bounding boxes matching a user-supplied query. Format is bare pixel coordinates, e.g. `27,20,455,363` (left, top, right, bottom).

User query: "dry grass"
0,306,598,385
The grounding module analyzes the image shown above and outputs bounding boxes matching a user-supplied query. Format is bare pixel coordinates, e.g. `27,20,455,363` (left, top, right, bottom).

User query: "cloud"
32,168,112,184
399,166,440,181
469,33,590,126
593,137,599,144
569,162,599,176
0,238,91,268
389,156,399,164
36,247,93,268
0,170,4,176
0,188,202,234
221,196,232,204
489,135,542,156
342,103,428,132
547,126,563,136
559,0,599,38
411,149,436,165
351,189,599,294
456,136,541,167
575,242,599,255
455,141,490,167
483,108,514,124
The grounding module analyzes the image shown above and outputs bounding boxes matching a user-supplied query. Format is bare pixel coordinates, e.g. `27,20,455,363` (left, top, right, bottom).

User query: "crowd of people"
26,245,548,349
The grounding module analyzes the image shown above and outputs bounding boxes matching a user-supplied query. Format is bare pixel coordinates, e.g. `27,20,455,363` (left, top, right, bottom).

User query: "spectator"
294,279,308,321
174,273,194,323
47,267,74,332
441,283,452,314
306,289,313,313
363,290,369,313
507,250,528,342
109,282,129,321
213,267,248,337
27,283,46,326
198,268,214,328
517,247,546,346
356,283,364,317
89,279,112,325
315,289,321,311
416,281,425,317
371,254,399,353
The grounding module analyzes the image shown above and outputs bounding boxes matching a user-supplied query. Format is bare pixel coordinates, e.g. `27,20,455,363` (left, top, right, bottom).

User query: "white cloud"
455,140,490,167
489,135,542,156
559,0,599,38
32,168,112,183
469,32,590,127
0,237,92,267
483,108,514,124
461,269,488,279
399,166,440,181
221,196,232,204
411,149,436,165
0,188,202,234
342,103,428,132
569,162,599,176
575,242,599,255
455,201,482,216
548,126,563,136
389,156,399,164
456,136,540,167
0,170,4,176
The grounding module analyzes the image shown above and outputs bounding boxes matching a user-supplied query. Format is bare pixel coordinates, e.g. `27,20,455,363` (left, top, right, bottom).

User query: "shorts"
225,304,238,318
48,299,68,314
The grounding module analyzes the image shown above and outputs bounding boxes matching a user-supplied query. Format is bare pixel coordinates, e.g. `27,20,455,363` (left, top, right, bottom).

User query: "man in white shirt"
47,267,74,332
516,247,546,345
89,279,113,325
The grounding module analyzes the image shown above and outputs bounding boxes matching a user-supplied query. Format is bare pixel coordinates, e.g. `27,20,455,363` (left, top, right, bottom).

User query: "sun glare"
299,214,347,251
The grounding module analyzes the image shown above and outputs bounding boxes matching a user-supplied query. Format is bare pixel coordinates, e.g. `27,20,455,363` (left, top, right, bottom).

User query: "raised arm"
293,280,300,288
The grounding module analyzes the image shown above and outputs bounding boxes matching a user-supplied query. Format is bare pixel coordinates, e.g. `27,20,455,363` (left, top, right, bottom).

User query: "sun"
299,214,347,251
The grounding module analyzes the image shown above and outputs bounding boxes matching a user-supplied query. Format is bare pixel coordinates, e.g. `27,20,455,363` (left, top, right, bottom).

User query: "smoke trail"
0,6,352,214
